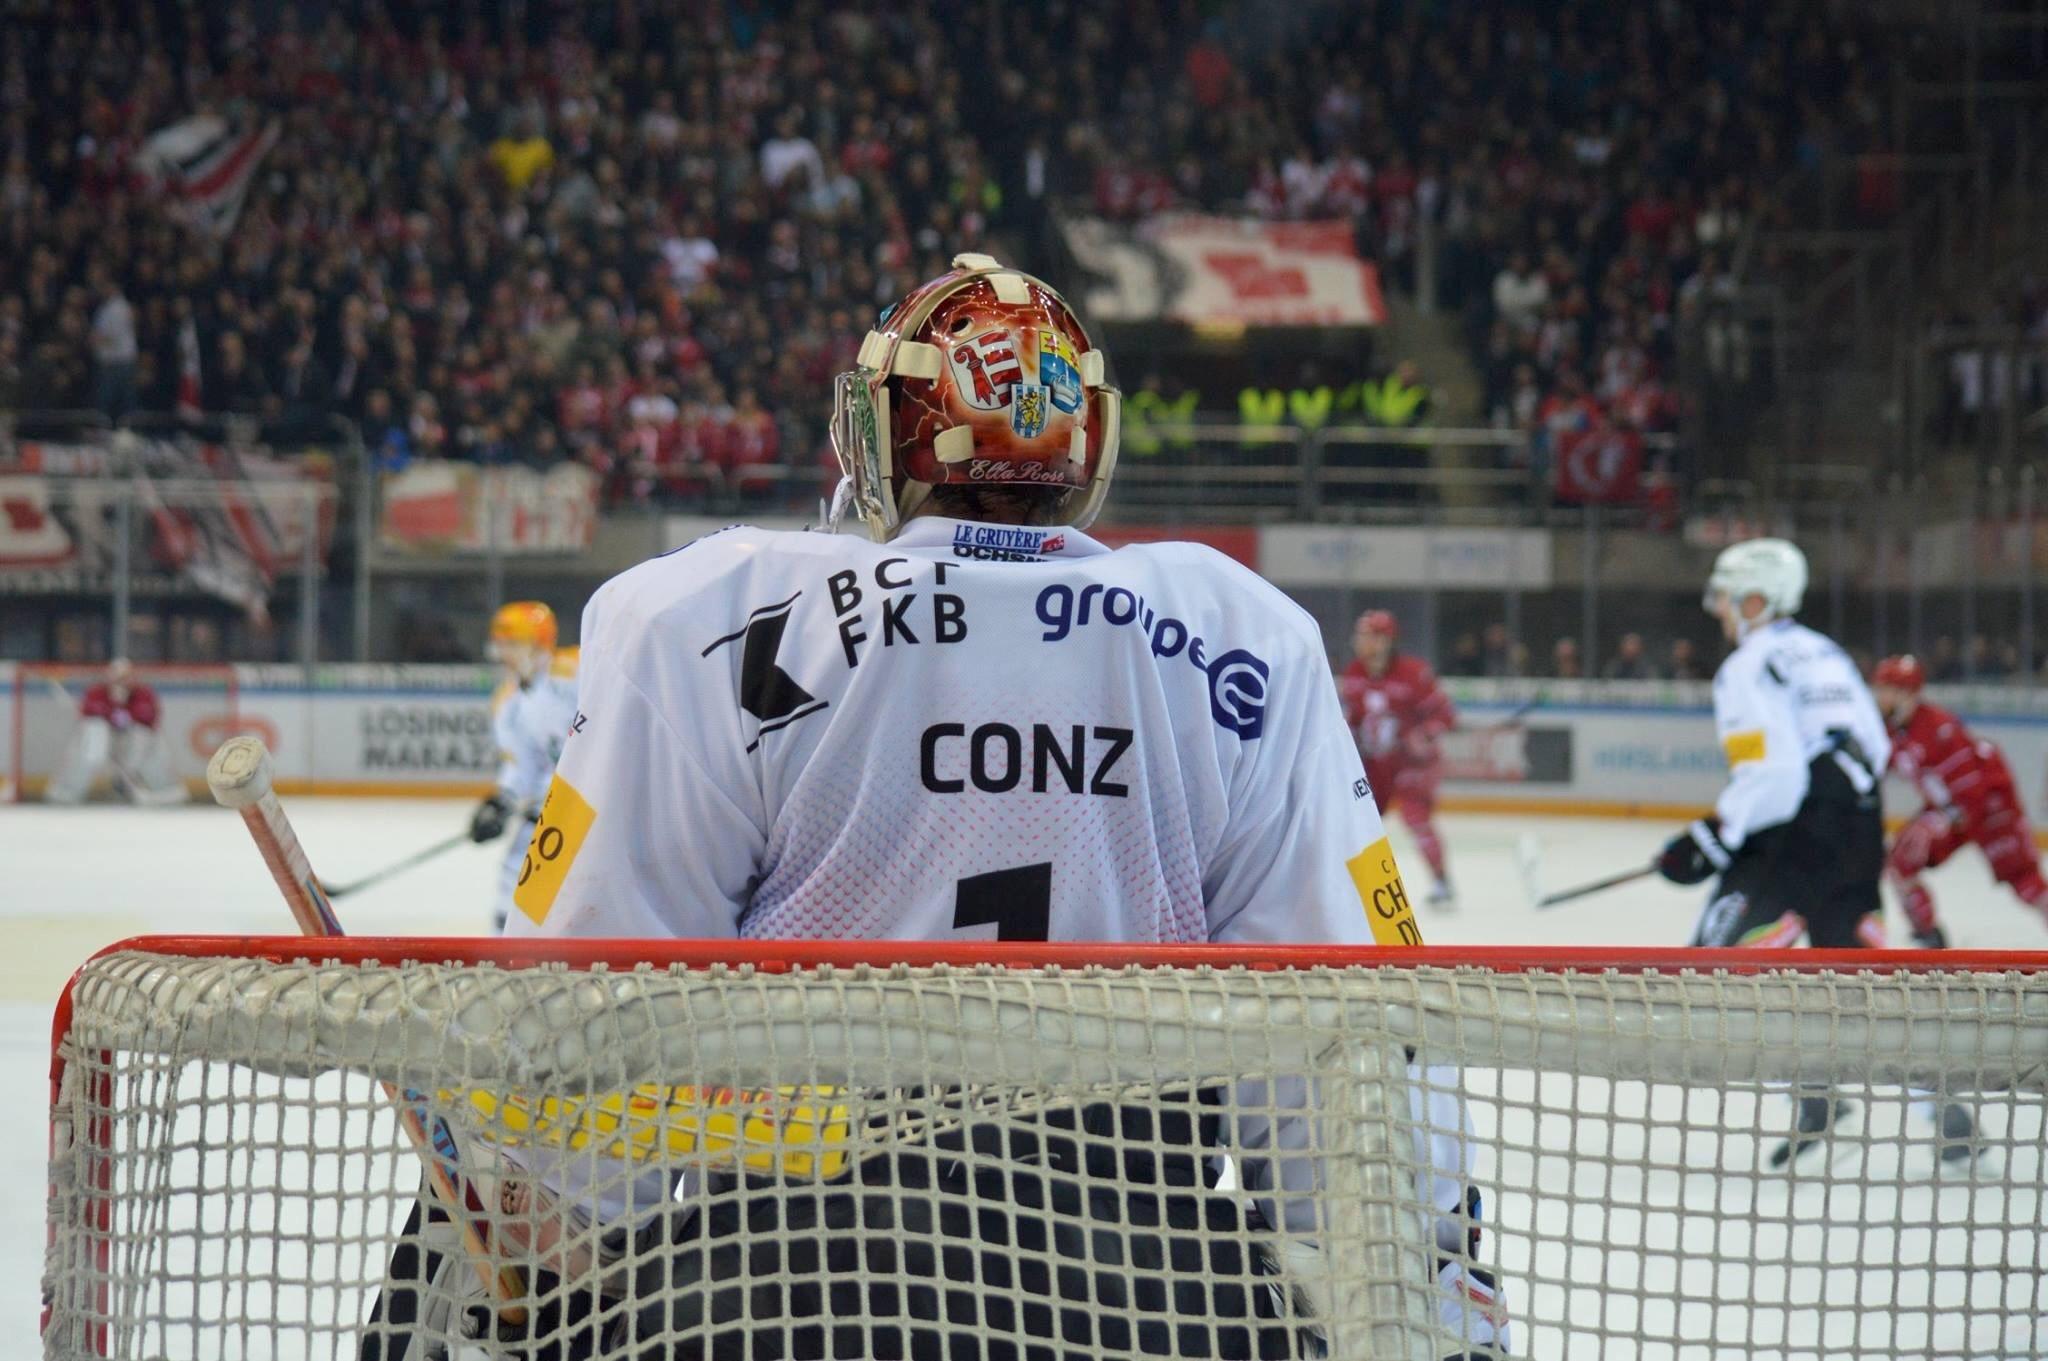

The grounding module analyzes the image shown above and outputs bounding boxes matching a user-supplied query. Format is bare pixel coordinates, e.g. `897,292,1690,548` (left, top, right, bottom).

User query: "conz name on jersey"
920,721,1132,798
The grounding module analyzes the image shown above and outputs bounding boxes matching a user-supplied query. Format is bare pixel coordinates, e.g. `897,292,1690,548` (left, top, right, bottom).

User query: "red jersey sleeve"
78,684,115,721
1893,702,2013,823
126,684,161,729
1399,658,1456,737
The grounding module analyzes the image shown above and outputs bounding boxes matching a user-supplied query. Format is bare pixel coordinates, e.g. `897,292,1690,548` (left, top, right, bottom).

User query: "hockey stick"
205,736,530,1325
1536,864,1658,908
1470,696,1540,735
1513,832,1545,907
323,829,475,899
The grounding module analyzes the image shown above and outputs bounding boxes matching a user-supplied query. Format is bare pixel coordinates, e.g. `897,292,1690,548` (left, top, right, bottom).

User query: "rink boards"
13,665,2048,828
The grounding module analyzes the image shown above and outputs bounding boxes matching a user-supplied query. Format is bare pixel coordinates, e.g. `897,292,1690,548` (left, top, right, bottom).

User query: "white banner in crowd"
381,462,600,554
1061,215,1388,327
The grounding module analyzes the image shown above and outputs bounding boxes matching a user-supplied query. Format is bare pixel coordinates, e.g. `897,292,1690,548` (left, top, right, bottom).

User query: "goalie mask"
830,253,1121,542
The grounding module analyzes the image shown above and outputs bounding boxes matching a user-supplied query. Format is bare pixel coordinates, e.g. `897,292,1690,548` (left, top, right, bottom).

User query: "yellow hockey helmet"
489,601,558,651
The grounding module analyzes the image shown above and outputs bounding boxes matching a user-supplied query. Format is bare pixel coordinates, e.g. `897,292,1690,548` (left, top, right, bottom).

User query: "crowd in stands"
1437,626,1711,682
0,0,1916,513
3,0,1214,506
1120,1,1891,464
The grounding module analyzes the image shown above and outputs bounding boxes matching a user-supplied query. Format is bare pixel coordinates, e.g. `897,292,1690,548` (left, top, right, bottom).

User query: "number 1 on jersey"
952,862,1052,941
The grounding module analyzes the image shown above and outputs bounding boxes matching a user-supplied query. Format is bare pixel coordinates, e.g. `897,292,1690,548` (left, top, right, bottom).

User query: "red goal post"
5,662,240,802
46,938,2048,1360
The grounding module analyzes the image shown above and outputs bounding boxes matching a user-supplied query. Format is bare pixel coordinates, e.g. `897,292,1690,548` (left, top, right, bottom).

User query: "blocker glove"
1657,818,1732,886
469,791,513,843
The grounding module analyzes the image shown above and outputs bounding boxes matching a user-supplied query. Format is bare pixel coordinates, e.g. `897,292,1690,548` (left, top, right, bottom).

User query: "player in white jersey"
1654,539,1890,950
374,255,1508,1359
472,602,580,932
1652,540,1971,1165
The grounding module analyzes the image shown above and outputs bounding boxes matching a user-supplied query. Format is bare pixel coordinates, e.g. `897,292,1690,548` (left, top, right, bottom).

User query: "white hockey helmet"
1703,538,1807,623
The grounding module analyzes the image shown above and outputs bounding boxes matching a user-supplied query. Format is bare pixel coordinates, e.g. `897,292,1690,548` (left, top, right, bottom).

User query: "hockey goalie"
44,660,186,805
363,254,1510,1360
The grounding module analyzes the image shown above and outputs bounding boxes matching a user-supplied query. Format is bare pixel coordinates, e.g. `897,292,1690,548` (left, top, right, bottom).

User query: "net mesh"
45,947,2048,1360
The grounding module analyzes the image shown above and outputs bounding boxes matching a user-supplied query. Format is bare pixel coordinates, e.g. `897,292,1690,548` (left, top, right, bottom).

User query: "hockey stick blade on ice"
323,829,475,899
206,736,530,1324
1514,832,1545,908
1536,864,1658,908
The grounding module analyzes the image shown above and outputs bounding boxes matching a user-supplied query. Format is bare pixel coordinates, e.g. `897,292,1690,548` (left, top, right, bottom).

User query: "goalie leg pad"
46,717,114,804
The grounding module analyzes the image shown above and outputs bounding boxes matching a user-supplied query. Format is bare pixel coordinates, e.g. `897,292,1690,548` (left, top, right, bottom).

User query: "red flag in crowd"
1554,425,1644,504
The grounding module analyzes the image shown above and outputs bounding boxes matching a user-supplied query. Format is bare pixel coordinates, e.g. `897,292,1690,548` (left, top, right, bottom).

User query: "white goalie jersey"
507,516,1415,950
500,516,1505,1352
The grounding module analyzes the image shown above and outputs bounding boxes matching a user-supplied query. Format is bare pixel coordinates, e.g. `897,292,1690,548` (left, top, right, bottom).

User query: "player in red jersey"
1339,610,1457,905
45,659,185,804
1872,654,2048,945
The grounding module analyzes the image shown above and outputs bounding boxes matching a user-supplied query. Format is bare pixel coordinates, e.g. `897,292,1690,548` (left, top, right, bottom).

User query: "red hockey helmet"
1356,610,1399,640
830,253,1121,541
1873,655,1925,693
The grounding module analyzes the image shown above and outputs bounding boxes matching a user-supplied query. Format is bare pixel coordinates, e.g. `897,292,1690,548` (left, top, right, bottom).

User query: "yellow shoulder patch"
1348,836,1423,946
512,773,597,925
1722,730,1766,766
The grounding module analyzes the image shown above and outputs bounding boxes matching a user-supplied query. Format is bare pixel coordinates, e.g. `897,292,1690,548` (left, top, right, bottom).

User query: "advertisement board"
1261,526,1553,589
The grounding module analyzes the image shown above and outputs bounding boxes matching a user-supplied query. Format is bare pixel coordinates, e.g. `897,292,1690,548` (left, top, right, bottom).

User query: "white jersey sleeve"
1202,614,1410,948
1711,620,1889,848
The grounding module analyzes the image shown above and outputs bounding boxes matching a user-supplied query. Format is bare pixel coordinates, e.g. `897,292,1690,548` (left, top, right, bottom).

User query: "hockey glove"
1657,819,1732,886
469,792,513,843
1911,923,1950,950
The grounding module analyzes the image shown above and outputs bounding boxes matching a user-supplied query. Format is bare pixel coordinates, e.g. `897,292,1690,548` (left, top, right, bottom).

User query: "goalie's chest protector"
620,517,1320,943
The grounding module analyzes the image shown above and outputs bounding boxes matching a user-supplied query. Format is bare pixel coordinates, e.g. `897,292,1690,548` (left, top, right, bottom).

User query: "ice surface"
13,802,2048,1356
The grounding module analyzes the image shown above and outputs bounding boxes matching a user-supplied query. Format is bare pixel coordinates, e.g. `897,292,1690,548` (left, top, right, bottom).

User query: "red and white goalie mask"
830,253,1122,541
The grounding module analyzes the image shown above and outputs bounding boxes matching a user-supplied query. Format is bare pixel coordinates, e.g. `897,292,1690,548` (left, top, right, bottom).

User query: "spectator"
1602,632,1659,681
759,112,825,192
487,115,555,193
1552,637,1584,679
1493,251,1549,335
1929,635,1963,683
205,332,270,417
89,267,137,421
1481,623,1521,677
1360,359,1432,427
1667,638,1705,682
1447,632,1482,676
1968,634,2014,681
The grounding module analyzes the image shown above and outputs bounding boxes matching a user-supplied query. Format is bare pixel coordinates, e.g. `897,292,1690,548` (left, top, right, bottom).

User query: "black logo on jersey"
829,559,967,667
702,591,828,752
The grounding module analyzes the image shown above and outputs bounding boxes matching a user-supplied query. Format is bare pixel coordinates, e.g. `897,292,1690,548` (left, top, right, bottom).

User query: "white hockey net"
45,941,2048,1361
6,662,240,802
